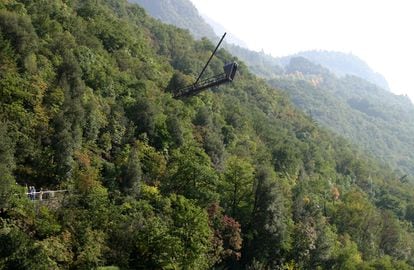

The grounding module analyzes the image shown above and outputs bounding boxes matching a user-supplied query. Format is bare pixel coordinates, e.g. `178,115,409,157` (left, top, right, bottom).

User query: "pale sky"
190,0,414,102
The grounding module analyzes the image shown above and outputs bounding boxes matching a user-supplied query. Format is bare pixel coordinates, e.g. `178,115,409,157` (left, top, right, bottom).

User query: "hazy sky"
190,0,414,102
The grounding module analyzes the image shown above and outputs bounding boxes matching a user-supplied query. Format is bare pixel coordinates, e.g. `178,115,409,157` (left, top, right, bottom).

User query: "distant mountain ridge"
279,51,390,91
270,57,414,174
132,0,390,92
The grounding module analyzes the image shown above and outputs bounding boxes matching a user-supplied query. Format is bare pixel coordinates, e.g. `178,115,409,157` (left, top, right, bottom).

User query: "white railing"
26,190,67,201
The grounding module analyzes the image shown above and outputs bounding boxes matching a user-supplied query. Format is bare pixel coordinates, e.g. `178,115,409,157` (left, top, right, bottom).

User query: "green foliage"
269,57,414,176
1,0,414,269
163,144,219,206
107,193,213,269
331,235,363,270
166,70,194,96
244,166,293,267
0,223,52,269
221,155,255,221
120,143,142,196
131,0,217,41
0,123,16,209
334,189,381,259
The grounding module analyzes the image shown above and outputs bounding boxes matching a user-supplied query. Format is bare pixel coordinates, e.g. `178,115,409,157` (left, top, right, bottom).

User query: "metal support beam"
194,32,227,85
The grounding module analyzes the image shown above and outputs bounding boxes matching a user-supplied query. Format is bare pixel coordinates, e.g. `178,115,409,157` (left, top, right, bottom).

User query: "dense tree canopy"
1,0,414,269
270,57,414,176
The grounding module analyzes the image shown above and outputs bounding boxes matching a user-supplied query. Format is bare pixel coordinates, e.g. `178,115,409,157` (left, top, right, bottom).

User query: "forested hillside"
270,57,414,175
129,0,217,40
134,0,414,178
2,0,414,269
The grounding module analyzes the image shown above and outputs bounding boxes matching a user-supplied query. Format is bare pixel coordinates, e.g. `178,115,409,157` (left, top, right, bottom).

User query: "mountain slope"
129,0,217,40
131,0,286,79
134,0,390,91
2,0,414,269
201,13,248,47
270,57,414,174
133,0,414,177
280,50,390,90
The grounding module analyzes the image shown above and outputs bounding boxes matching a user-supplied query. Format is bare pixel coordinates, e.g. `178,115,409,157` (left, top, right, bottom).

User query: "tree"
221,156,255,222
107,194,213,269
163,145,219,206
331,234,363,270
0,224,52,269
0,123,16,209
334,190,381,259
379,211,403,259
120,143,142,197
244,166,293,268
169,195,213,269
166,71,193,96
405,203,414,224
207,203,243,268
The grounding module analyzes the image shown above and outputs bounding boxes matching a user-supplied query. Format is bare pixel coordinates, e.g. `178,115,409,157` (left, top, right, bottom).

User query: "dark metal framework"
173,33,238,99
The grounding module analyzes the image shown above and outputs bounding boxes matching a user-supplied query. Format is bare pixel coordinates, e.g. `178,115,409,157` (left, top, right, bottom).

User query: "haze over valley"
191,0,414,103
